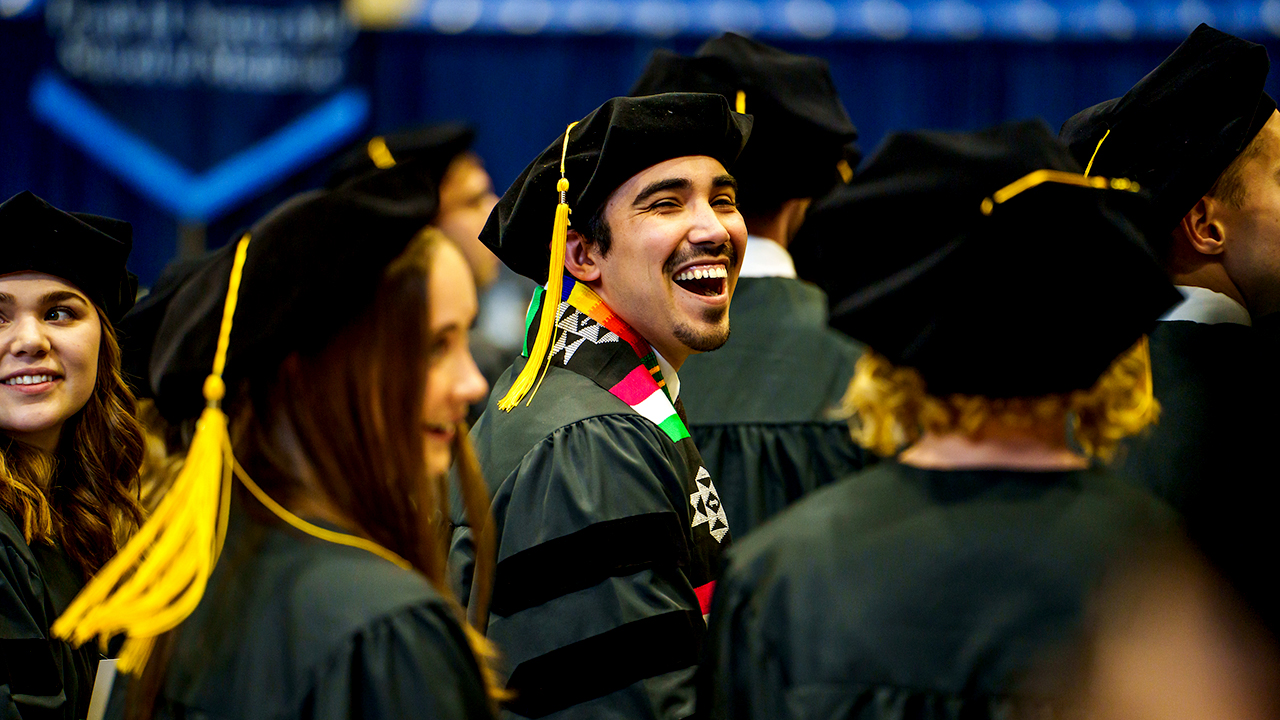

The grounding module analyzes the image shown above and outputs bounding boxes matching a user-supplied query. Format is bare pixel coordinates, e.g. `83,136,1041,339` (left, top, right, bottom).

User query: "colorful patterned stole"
520,278,690,444
518,278,730,618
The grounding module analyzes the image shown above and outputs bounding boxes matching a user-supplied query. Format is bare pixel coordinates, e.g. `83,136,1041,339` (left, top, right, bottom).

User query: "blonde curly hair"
844,337,1158,462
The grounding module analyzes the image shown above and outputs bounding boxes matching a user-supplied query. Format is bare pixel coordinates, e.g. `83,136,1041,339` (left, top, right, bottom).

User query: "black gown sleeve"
480,415,709,720
1,537,66,720
310,604,495,720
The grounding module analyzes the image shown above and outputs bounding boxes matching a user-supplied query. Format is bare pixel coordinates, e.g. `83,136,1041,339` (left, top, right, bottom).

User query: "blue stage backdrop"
5,3,1280,286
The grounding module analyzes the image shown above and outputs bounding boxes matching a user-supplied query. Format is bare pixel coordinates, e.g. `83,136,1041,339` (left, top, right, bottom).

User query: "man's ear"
565,228,601,283
1178,196,1229,256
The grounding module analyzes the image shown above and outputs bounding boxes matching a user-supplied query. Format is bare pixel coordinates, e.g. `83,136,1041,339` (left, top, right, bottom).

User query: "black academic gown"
678,277,866,537
138,511,494,720
1,511,99,720
700,461,1178,720
451,287,728,720
1115,319,1280,634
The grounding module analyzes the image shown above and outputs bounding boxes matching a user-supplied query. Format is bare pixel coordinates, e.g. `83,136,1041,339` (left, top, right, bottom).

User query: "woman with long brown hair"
0,191,145,720
54,176,502,719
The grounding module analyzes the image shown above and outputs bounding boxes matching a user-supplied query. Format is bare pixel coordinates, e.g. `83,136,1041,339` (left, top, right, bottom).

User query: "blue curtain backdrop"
5,11,1280,285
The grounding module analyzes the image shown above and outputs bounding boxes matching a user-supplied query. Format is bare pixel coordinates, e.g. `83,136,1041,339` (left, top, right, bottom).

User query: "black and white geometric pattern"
551,304,620,365
690,466,729,543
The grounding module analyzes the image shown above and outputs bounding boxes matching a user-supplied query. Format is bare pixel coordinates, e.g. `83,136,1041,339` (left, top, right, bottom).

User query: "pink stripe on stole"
611,365,660,405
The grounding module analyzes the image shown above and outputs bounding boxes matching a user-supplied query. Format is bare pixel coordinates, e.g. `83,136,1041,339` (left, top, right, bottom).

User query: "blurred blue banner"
399,0,1280,41
6,2,1280,286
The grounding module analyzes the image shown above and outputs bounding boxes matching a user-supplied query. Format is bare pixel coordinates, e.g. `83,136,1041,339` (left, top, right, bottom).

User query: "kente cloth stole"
520,278,690,444
520,279,726,618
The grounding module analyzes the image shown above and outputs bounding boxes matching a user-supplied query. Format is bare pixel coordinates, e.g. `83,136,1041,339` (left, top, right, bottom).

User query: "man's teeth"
4,375,53,386
673,266,728,282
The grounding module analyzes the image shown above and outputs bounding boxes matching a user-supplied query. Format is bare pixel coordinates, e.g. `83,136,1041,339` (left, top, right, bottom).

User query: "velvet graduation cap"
120,162,440,424
1060,24,1275,239
53,178,435,671
630,33,858,213
481,92,751,410
0,191,138,323
823,119,1182,398
328,122,476,199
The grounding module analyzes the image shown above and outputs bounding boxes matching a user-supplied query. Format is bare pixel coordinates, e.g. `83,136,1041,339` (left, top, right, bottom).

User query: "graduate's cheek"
1226,150,1280,312
621,218,682,333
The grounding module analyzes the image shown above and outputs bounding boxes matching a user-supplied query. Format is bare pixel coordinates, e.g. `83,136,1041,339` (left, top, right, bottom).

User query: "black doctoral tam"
1060,23,1275,240
0,190,138,322
126,165,436,423
326,123,476,214
631,32,858,212
822,120,1180,398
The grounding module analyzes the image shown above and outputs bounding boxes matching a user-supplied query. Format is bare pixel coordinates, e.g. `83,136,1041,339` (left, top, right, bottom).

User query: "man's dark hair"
580,203,613,256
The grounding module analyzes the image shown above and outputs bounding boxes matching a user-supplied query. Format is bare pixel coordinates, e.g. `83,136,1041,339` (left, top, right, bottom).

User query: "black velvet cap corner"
482,92,752,284
630,33,858,212
0,190,138,323
819,119,1181,398
327,123,475,193
1060,24,1275,238
126,169,435,423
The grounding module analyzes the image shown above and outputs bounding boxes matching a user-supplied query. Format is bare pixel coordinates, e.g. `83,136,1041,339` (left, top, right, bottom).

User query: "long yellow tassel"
52,233,252,673
498,121,579,411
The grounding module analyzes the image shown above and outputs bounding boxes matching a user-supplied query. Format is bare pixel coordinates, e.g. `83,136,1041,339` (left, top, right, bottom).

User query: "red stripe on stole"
695,581,716,617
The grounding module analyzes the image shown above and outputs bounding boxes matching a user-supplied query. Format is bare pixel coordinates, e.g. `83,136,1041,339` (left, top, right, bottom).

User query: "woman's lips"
2,377,59,395
424,423,457,443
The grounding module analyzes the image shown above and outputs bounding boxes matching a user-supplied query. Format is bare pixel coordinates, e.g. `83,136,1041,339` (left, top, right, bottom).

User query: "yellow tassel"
367,136,396,169
498,121,579,411
1083,128,1110,177
52,233,252,674
1137,334,1155,414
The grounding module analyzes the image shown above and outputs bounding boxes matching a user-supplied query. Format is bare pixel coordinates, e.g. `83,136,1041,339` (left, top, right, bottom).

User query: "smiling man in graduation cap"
449,92,750,719
1060,23,1280,634
629,33,866,537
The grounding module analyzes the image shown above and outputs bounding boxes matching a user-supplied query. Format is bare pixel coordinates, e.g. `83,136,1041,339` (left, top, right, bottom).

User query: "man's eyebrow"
632,178,691,206
0,293,11,305
713,174,738,191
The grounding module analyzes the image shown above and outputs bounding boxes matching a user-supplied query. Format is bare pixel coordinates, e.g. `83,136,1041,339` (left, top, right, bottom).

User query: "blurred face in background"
437,152,502,288
423,241,489,479
1215,112,1280,316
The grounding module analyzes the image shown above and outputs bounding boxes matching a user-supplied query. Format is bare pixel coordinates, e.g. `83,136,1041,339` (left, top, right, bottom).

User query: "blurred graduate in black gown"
1061,24,1280,636
699,121,1184,720
630,33,867,537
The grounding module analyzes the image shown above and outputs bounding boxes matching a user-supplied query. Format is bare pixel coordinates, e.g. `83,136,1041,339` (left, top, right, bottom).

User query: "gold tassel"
52,233,253,673
497,121,579,411
367,136,396,169
1083,128,1110,177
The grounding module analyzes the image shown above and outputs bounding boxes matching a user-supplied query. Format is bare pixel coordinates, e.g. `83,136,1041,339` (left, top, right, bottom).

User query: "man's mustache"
663,242,737,276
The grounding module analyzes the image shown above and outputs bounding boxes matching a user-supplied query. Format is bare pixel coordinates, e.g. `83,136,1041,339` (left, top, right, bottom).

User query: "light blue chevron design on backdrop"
29,70,369,223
